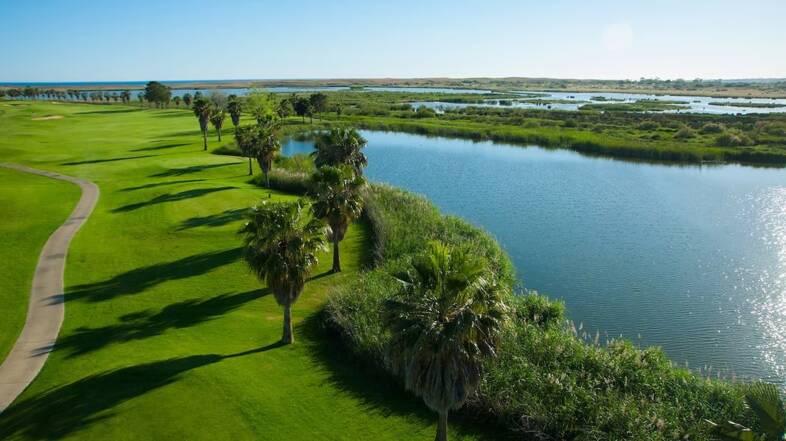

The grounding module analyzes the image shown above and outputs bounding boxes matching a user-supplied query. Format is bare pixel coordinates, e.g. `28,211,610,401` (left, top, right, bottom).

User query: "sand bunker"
31,115,63,121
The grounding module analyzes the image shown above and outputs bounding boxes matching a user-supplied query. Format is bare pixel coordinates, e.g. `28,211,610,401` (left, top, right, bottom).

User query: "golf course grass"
0,167,80,363
0,102,495,440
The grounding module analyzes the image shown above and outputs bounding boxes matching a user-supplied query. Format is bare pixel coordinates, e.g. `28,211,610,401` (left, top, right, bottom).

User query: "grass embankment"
0,101,493,440
0,168,80,363
324,185,751,440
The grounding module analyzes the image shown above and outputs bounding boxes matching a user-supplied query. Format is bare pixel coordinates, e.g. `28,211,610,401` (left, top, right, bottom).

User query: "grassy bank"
0,101,494,440
0,168,80,363
324,184,751,440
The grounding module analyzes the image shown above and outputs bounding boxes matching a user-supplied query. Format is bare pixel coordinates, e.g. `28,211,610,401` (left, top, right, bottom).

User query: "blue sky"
2,0,785,81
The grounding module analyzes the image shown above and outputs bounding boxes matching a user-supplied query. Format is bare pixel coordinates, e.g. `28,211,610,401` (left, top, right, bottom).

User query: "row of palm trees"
1,87,133,103
231,115,507,440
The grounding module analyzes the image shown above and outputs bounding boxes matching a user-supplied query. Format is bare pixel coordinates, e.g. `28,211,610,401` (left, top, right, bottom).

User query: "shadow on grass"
131,142,189,152
299,313,507,441
177,208,248,230
149,162,239,177
118,179,205,192
111,186,236,212
54,289,267,358
64,247,242,303
0,342,286,439
61,155,154,166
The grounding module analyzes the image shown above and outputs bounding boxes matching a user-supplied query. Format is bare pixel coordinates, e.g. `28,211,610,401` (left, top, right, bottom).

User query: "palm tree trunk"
332,236,341,273
435,411,448,441
282,303,294,344
202,130,207,151
264,171,270,188
248,157,253,175
217,128,222,142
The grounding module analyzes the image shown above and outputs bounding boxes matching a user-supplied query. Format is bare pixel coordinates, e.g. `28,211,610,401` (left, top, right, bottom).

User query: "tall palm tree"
227,97,242,128
707,382,785,440
235,125,256,176
312,128,368,176
239,201,325,344
210,107,226,141
254,120,281,187
192,97,212,151
310,166,365,273
385,242,509,441
234,120,281,184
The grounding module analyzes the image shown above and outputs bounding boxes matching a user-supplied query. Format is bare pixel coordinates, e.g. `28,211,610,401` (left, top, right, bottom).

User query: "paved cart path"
0,163,99,413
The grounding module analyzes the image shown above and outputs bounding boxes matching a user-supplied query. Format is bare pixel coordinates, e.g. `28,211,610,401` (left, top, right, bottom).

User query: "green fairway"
0,102,493,440
0,167,80,363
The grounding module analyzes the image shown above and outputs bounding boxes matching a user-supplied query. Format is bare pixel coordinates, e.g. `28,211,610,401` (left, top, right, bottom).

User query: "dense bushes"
325,185,750,440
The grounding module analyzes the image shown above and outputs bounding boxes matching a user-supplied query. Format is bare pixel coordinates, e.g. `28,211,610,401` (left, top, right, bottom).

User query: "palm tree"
227,97,242,128
707,382,785,440
312,128,368,176
210,107,226,141
182,93,193,107
235,120,281,183
239,200,325,344
385,242,509,441
310,166,365,273
192,97,212,151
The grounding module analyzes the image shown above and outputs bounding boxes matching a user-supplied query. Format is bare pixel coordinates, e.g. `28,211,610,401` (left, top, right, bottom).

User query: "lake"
283,130,786,386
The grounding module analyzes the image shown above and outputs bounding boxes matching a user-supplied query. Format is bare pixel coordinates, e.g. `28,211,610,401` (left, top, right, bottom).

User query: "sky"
1,0,785,82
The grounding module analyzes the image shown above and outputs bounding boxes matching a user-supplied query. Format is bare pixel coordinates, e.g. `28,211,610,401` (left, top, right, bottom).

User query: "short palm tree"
227,98,242,128
234,120,281,185
707,382,785,441
312,128,368,176
385,241,509,441
239,200,326,344
309,166,365,273
210,108,226,141
192,97,212,151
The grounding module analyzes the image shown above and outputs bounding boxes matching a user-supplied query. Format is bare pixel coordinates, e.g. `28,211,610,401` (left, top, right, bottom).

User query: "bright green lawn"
0,102,495,440
0,168,80,362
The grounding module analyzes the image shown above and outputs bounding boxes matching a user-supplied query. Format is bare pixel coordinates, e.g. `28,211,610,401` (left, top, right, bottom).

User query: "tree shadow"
111,186,236,212
64,247,242,303
300,312,508,441
0,346,285,439
118,179,205,192
177,208,248,230
149,162,239,177
53,289,267,357
61,155,154,166
131,143,189,152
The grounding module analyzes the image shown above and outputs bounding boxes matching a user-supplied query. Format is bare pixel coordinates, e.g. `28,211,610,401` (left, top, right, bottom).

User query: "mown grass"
0,101,495,440
0,168,80,362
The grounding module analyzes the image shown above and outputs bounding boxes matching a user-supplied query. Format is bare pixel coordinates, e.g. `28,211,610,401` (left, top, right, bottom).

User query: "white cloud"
602,23,634,52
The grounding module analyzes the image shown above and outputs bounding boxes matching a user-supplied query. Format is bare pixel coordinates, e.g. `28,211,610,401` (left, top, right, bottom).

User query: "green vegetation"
707,382,785,440
325,184,752,440
310,166,365,273
0,168,80,362
709,101,786,108
385,241,509,441
0,101,495,440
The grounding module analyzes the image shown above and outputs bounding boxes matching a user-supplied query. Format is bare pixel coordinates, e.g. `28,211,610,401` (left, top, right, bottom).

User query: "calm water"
283,131,786,385
414,90,786,114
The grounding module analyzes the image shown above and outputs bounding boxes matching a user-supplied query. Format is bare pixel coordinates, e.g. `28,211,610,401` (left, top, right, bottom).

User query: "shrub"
674,127,695,139
715,131,753,147
637,120,659,131
414,105,437,118
700,123,725,134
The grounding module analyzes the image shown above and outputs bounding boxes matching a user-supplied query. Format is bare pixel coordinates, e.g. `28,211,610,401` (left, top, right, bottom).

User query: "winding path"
0,163,99,413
